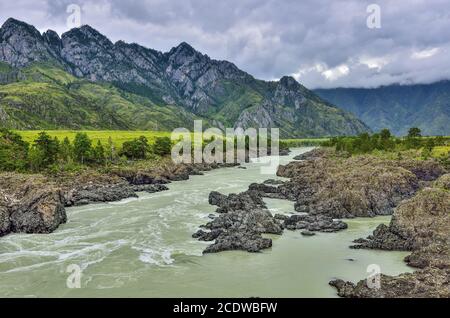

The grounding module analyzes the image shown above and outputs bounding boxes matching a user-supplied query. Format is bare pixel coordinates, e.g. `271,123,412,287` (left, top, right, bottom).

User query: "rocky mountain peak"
62,24,113,48
0,18,59,67
0,18,41,39
272,76,308,108
1,18,41,36
279,76,300,89
167,42,205,65
43,30,62,53
172,42,197,55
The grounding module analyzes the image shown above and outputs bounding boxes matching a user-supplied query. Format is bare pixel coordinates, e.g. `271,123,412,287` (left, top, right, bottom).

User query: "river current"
0,148,412,297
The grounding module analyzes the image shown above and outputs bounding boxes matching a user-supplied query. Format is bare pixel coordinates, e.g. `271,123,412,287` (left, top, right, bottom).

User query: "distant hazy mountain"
315,81,450,136
0,18,370,137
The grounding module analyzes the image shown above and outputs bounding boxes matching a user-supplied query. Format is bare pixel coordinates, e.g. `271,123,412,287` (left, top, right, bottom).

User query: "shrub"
73,132,92,164
152,137,172,156
0,129,29,171
120,136,149,159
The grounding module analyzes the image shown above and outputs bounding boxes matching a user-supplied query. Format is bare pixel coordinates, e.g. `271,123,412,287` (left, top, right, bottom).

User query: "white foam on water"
109,197,140,205
138,248,174,266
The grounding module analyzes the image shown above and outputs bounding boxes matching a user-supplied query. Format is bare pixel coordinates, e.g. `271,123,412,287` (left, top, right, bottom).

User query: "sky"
1,0,450,89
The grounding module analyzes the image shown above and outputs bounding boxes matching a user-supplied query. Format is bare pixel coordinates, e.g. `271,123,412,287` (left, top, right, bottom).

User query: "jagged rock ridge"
0,18,370,137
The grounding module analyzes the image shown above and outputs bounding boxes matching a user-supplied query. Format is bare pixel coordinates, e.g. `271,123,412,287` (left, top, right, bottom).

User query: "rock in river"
194,190,283,253
9,187,66,234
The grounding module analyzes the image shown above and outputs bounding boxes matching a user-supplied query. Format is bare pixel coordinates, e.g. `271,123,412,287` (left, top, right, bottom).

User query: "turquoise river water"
0,148,412,297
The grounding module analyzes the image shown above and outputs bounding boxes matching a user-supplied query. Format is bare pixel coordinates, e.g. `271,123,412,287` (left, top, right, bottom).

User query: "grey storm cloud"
1,0,450,88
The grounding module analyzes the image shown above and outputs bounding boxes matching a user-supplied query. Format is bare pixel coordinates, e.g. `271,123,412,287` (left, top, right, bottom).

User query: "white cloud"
1,0,450,89
411,47,440,60
359,56,390,71
322,65,350,81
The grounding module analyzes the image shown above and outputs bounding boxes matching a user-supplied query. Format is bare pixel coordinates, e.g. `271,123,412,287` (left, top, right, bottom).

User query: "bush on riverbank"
323,128,450,161
0,129,174,173
1,129,290,174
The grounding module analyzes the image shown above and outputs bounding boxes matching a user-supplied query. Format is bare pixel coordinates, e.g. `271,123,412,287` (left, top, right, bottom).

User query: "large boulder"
352,187,450,251
194,190,282,253
203,229,272,254
10,188,66,234
0,199,11,236
64,182,137,206
283,214,348,233
208,190,266,214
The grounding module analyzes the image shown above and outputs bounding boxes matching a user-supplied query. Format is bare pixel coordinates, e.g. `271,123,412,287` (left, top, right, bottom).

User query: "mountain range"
0,18,369,138
315,81,450,136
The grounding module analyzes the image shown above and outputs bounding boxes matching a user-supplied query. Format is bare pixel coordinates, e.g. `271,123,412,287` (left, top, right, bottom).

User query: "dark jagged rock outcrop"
208,190,267,214
195,228,273,254
330,173,450,298
248,183,285,199
351,187,449,251
0,18,64,67
132,184,169,193
64,182,138,207
275,151,445,218
10,188,66,234
0,178,67,236
194,190,282,253
116,162,237,186
283,214,348,233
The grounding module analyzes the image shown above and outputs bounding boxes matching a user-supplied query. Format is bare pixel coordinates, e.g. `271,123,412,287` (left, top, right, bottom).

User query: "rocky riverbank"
330,173,449,298
194,148,445,249
0,161,237,237
193,148,449,298
275,148,444,218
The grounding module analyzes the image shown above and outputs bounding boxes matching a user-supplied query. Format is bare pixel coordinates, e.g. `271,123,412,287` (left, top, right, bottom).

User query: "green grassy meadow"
13,131,450,159
15,130,172,147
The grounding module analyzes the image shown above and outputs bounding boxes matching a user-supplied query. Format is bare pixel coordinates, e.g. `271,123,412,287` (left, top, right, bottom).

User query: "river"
0,148,412,297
